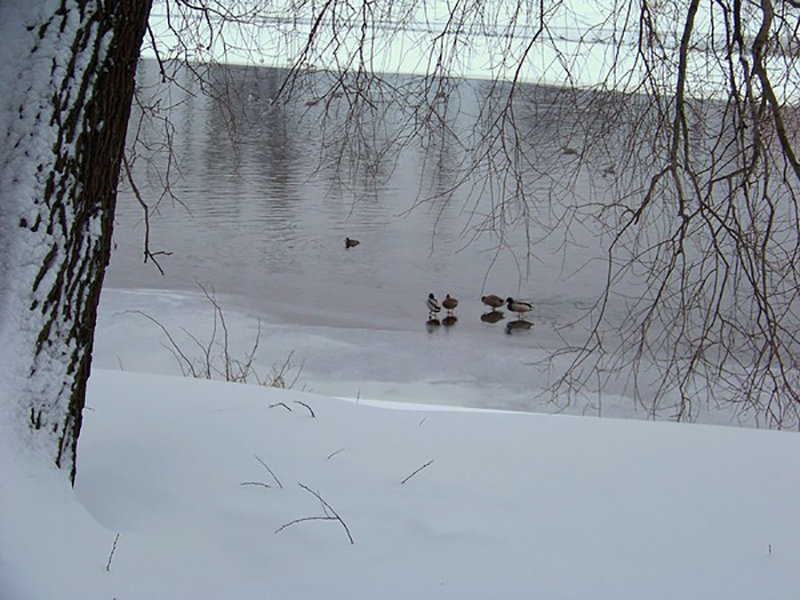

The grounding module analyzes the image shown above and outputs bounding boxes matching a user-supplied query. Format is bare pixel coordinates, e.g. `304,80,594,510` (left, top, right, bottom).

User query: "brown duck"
481,294,504,310
442,294,459,316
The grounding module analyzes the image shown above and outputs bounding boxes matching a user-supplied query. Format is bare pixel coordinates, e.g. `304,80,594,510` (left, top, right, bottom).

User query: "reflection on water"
108,61,618,332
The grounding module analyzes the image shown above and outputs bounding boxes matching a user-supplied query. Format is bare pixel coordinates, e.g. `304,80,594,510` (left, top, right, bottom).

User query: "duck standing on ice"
481,294,504,311
426,293,442,320
442,294,459,316
506,297,532,319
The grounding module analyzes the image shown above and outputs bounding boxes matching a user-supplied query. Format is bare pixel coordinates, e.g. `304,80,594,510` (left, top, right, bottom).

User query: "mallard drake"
345,237,360,248
426,293,442,319
506,297,532,317
481,294,504,310
442,294,458,316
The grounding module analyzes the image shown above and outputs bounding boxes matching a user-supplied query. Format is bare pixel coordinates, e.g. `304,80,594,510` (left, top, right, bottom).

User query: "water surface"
108,61,616,337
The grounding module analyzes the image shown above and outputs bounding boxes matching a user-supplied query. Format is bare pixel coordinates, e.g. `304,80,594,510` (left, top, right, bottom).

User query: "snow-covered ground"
2,286,799,599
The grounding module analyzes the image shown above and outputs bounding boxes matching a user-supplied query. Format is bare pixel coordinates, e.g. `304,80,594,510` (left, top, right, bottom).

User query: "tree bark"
0,0,152,482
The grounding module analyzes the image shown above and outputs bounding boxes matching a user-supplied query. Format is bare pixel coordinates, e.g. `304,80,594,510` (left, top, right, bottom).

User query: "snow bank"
3,369,797,599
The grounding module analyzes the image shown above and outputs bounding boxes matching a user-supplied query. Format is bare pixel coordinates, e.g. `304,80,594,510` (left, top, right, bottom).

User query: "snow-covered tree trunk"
0,1,152,482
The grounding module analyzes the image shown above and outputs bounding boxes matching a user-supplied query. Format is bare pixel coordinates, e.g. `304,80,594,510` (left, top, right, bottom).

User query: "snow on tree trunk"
0,0,152,483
